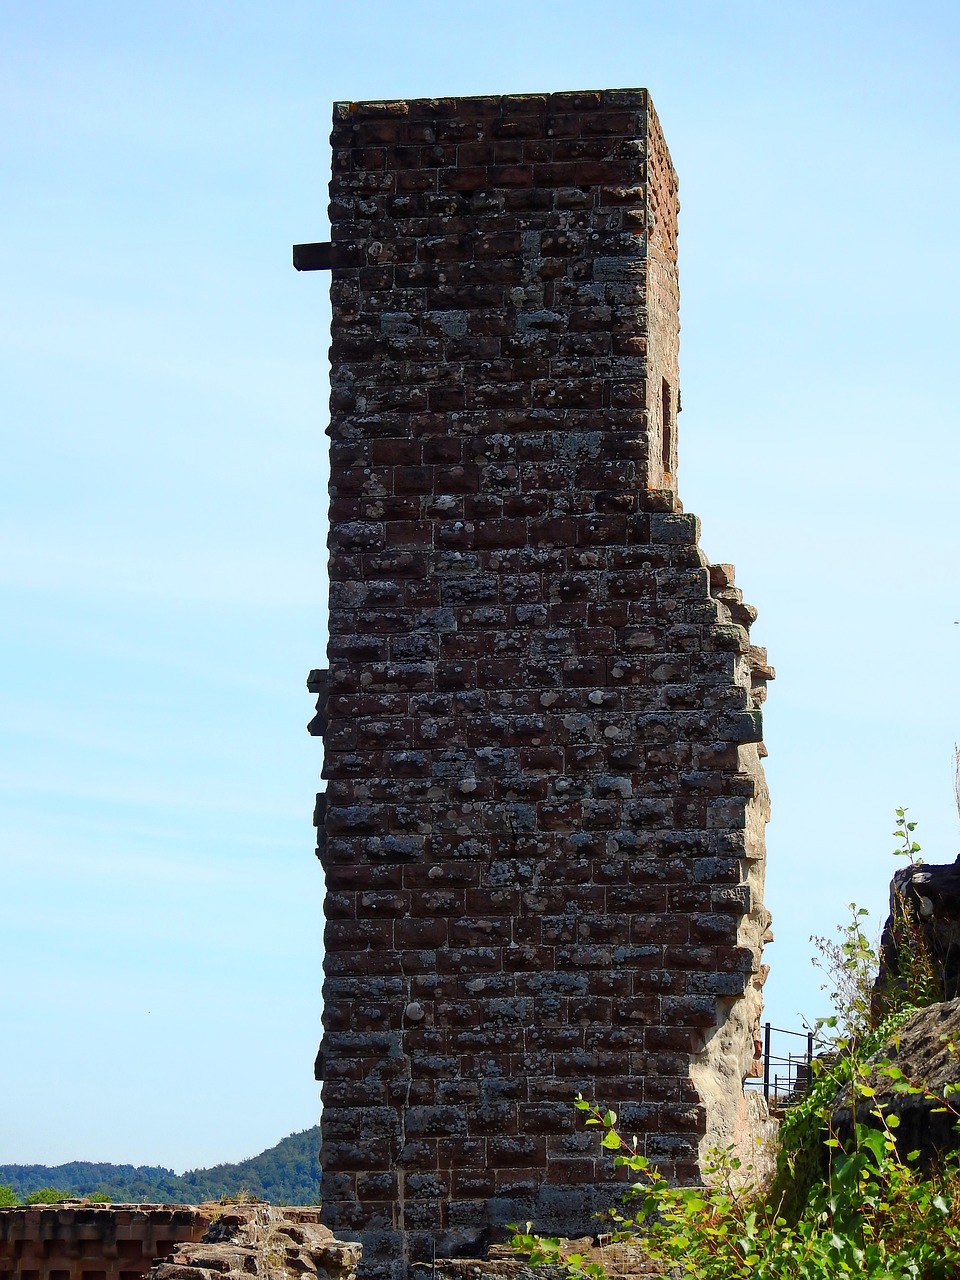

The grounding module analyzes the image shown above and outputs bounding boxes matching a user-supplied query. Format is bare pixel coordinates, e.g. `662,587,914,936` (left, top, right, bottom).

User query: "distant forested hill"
0,1127,321,1205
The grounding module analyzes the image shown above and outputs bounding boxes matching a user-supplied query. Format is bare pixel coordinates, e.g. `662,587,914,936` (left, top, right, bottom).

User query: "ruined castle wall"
640,104,679,489
0,1205,210,1280
315,90,771,1279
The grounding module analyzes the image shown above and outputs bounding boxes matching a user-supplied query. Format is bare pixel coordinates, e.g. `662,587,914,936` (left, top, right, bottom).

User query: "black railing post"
763,1021,771,1101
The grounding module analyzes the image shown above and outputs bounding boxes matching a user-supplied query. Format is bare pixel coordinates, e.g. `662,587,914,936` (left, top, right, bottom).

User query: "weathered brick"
316,88,772,1276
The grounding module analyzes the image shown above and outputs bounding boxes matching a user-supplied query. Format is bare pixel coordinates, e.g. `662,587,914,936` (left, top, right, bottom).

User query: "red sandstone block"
390,465,432,494
438,166,488,191
328,495,366,522
419,234,474,262
575,157,634,184
580,110,641,137
552,138,617,163
605,884,668,913
536,800,583,832
573,627,614,657
435,660,476,690
586,604,629,633
465,887,521,915
472,519,526,548
431,114,478,141
499,495,546,520
425,385,464,412
439,633,485,661
631,913,689,945
487,1135,546,1168
421,144,458,170
561,656,606,685
492,114,549,140
384,520,432,548
578,514,629,546
392,919,448,951
433,463,480,493
348,118,408,146
359,498,415,522
549,90,604,112
504,186,555,212
611,333,648,357
368,440,422,467
535,378,605,409
406,896,465,928
486,164,535,187
458,141,497,165
529,161,577,186
490,140,526,165
422,436,464,464
551,193,595,220
608,379,646,409
518,746,562,773
396,170,437,193
324,918,395,952
522,140,553,165
453,1168,495,1197
462,494,504,521
527,516,578,544
438,946,503,976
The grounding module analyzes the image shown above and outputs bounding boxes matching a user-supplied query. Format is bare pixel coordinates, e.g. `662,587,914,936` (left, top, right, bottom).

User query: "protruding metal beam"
292,242,332,271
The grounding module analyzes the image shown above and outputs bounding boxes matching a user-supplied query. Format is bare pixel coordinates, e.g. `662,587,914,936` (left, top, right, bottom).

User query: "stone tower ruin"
306,88,773,1280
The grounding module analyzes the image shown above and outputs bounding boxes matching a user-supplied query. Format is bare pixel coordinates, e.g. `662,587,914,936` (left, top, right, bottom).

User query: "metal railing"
745,1022,814,1103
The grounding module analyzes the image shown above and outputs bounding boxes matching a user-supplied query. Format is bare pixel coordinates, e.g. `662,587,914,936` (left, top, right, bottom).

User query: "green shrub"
24,1188,71,1205
512,1095,960,1279
511,809,960,1279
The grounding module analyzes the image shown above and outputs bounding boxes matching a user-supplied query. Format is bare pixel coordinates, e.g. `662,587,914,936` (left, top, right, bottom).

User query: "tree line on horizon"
0,1127,321,1206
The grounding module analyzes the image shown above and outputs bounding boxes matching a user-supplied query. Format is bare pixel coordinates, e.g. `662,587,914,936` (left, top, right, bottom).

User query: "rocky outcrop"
832,998,960,1170
873,862,960,1018
146,1206,361,1280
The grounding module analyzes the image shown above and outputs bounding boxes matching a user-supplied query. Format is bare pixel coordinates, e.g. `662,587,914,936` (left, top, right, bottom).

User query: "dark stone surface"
874,862,960,1016
833,998,960,1171
314,89,773,1280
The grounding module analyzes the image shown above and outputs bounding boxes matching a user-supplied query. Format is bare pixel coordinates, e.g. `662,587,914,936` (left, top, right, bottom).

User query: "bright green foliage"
512,1094,960,1280
0,1185,18,1207
770,1007,917,1220
810,903,878,1040
24,1188,71,1204
893,808,923,864
876,813,943,1016
511,810,960,1280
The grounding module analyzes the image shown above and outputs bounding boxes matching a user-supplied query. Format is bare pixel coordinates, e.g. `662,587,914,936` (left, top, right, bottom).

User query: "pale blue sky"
2,0,958,1171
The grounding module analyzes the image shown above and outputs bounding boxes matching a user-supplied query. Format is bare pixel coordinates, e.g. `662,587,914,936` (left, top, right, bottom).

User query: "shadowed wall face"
315,89,772,1280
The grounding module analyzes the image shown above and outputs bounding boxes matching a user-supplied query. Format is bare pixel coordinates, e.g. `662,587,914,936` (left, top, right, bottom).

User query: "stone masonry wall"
313,89,772,1280
0,1205,210,1280
0,1205,360,1280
